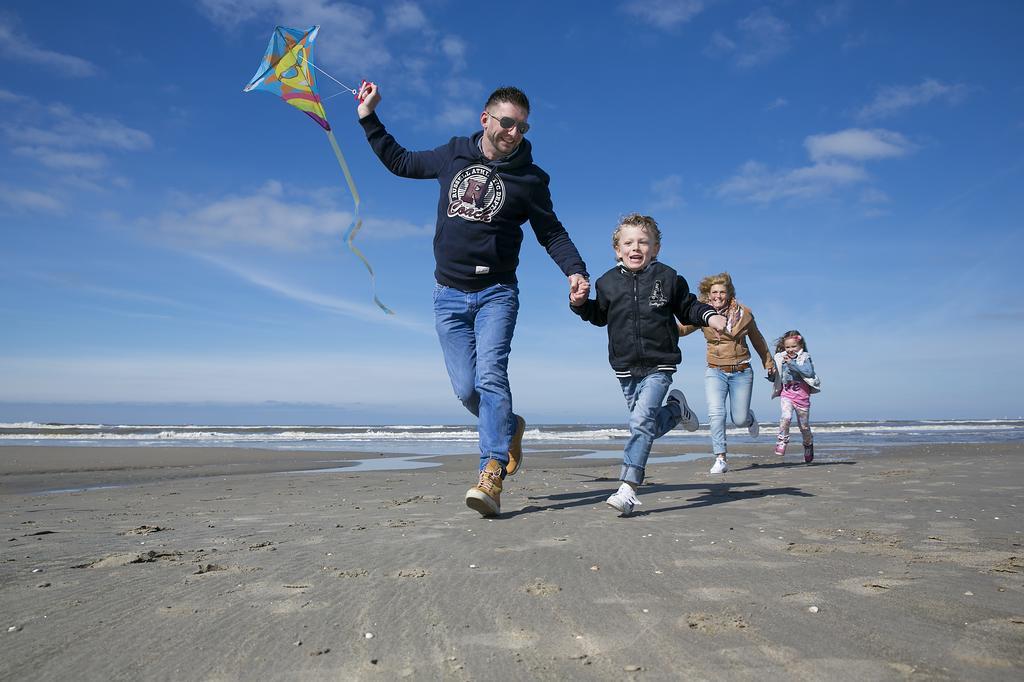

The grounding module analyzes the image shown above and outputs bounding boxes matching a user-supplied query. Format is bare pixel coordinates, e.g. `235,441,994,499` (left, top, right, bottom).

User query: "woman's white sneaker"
709,456,729,474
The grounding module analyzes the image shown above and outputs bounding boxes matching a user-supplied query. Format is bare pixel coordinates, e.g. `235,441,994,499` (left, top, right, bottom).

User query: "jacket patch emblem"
447,164,505,223
649,280,667,308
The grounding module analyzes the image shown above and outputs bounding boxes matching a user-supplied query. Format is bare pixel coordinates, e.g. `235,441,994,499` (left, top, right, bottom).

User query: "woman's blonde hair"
697,272,735,303
612,213,661,249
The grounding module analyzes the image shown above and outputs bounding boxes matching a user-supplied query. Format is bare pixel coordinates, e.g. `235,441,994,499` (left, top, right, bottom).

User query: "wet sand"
1,442,1022,680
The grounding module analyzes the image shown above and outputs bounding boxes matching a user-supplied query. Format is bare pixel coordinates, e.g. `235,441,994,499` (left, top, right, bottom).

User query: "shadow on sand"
504,478,816,519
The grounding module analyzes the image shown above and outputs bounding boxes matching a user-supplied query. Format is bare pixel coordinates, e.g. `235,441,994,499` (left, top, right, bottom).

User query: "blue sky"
1,0,1022,425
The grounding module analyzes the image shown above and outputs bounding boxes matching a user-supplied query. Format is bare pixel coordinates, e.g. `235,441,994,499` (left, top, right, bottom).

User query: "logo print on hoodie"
649,280,667,308
448,164,505,223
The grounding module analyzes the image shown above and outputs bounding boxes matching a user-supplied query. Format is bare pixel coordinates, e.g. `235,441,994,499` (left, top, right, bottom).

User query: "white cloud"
1,94,152,181
717,127,913,204
858,78,968,120
440,35,466,69
13,146,107,170
766,97,788,110
651,175,685,209
815,1,850,28
860,188,891,204
385,2,428,32
622,0,707,29
706,8,791,68
717,160,866,203
734,8,791,67
0,16,98,77
805,128,913,161
0,183,64,214
152,180,431,251
433,103,477,129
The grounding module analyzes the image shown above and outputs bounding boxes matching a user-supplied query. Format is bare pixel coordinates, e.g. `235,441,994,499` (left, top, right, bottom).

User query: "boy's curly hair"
774,329,808,353
612,213,661,249
696,272,735,304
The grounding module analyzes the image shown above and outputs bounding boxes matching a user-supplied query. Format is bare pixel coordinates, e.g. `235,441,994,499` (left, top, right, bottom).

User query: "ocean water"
2,419,1021,455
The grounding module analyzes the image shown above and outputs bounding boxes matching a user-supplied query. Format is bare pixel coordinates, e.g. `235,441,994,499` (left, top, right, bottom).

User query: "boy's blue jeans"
704,366,754,455
618,371,681,485
433,282,519,470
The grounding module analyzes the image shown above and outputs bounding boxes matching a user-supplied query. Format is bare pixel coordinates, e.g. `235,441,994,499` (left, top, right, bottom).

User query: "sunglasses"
486,111,530,134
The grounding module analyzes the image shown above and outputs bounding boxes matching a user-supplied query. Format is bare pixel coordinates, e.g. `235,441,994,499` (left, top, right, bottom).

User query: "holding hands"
707,313,727,333
569,274,590,306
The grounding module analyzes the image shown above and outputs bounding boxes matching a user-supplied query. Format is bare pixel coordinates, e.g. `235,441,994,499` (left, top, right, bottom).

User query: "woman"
679,272,775,474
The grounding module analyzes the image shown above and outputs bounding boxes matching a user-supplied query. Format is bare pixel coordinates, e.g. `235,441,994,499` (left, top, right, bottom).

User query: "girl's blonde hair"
697,272,735,304
775,329,808,353
612,213,661,249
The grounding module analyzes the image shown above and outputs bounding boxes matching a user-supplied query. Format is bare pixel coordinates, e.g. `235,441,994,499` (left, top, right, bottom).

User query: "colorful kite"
243,25,393,315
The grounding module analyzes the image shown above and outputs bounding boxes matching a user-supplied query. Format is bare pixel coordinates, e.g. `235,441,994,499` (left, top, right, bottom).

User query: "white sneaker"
747,411,760,438
709,456,729,474
606,484,641,515
667,389,699,432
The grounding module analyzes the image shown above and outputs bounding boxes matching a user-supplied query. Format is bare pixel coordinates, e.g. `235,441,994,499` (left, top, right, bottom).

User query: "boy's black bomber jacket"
571,261,717,377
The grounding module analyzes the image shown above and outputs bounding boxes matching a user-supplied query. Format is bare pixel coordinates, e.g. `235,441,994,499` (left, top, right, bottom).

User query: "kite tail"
326,129,394,315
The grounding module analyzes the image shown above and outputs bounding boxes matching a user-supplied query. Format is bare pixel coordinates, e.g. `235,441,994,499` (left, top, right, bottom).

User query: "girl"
771,330,820,463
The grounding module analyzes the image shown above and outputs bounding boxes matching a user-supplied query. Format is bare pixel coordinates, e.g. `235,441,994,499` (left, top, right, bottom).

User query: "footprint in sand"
524,579,561,596
679,611,750,633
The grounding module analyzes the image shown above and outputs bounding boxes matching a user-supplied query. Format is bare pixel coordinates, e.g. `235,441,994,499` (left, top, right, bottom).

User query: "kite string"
326,129,395,315
296,53,358,95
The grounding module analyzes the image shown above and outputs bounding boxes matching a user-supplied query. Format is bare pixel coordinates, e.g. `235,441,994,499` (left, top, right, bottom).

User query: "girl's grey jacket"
771,350,821,399
571,261,716,378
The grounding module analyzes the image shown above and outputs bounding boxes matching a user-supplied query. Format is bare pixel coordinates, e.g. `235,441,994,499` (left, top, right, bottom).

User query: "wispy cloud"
13,146,107,170
805,128,913,161
650,174,685,210
622,0,708,29
815,1,850,28
196,253,432,333
766,97,789,110
1,93,152,178
717,128,912,203
706,7,791,68
0,14,98,77
0,182,64,214
385,1,428,32
857,78,968,120
150,180,431,251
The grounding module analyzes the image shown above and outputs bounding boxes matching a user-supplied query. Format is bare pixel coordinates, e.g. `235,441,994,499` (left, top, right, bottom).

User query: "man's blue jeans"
704,366,754,455
433,282,519,470
618,371,680,485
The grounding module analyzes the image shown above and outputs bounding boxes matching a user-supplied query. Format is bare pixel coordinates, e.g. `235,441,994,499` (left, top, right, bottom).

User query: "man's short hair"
485,86,530,113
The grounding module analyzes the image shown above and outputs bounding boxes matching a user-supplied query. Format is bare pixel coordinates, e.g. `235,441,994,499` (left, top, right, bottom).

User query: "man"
356,83,589,517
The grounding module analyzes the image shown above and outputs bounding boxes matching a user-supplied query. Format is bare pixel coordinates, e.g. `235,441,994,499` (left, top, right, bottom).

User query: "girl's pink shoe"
774,443,786,456
803,444,814,463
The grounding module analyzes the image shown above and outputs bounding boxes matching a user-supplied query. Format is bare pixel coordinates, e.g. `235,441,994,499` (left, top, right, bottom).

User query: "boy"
570,214,727,514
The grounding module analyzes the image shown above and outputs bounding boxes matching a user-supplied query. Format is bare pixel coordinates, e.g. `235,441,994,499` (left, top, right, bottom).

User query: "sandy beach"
1,442,1022,680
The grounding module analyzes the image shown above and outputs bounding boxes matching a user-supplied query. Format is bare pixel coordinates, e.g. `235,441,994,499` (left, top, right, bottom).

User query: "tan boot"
505,414,527,477
465,459,503,517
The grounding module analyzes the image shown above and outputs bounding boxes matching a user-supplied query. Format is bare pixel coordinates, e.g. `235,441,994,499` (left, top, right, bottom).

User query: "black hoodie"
572,261,717,377
360,112,588,291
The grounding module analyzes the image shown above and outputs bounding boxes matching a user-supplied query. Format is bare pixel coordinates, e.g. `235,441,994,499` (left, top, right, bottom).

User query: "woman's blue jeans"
618,371,680,485
433,282,519,470
704,366,754,455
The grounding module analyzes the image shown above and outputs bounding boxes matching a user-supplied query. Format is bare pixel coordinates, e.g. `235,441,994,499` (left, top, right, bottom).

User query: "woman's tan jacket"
679,303,775,371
